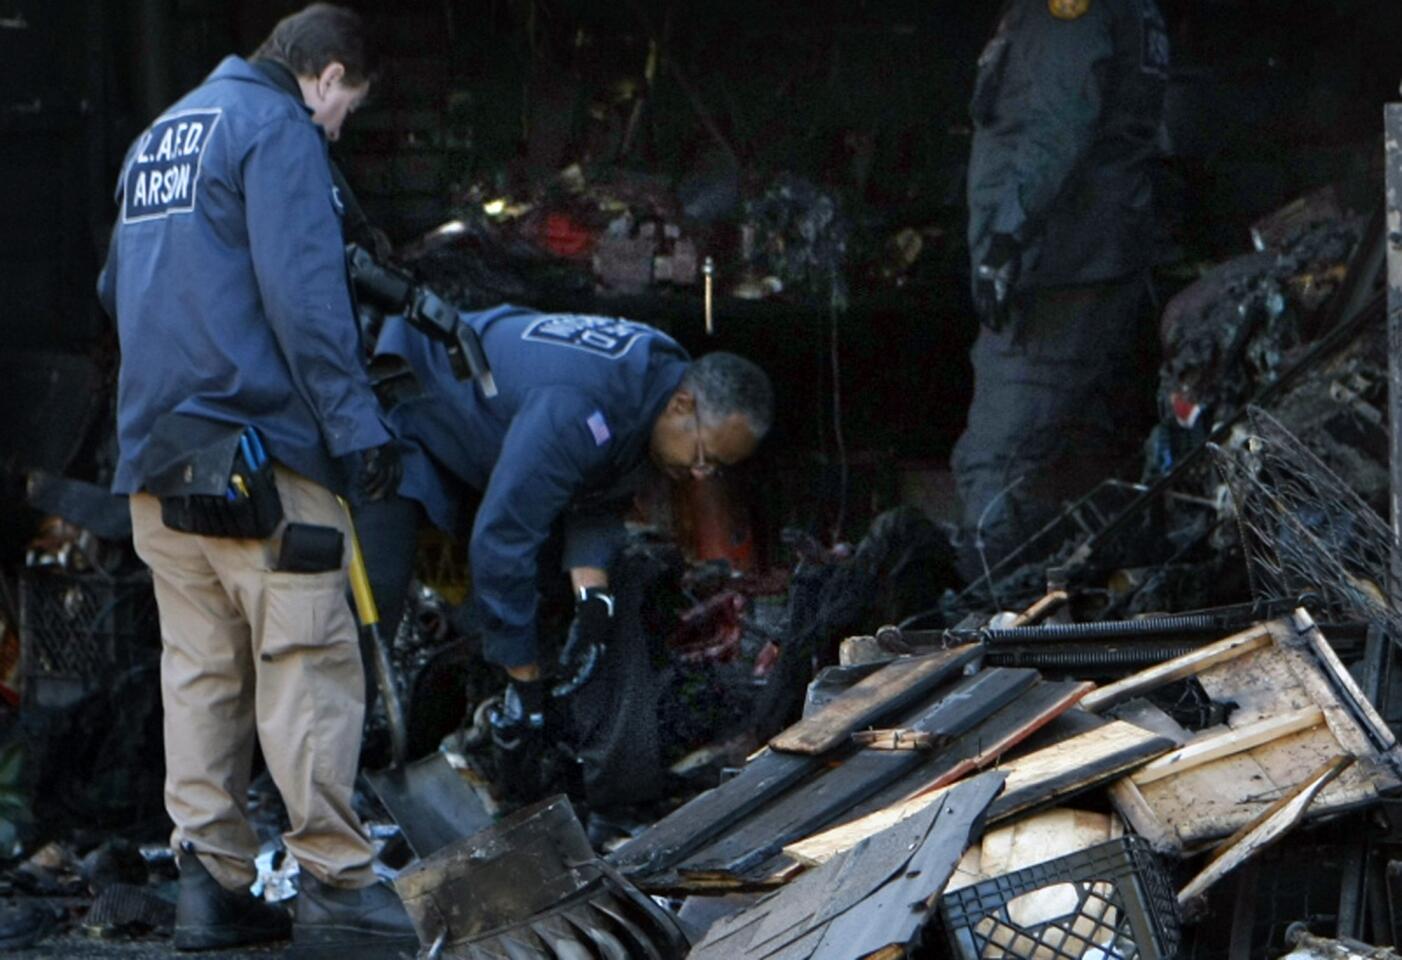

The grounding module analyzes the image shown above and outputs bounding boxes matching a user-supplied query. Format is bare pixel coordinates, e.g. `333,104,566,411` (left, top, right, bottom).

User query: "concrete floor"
16,937,291,959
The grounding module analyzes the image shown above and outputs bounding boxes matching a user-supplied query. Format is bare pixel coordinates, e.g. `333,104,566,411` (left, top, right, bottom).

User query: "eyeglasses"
691,412,724,479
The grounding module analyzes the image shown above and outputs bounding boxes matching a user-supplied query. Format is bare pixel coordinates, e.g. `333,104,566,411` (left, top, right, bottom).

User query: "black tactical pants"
951,276,1152,578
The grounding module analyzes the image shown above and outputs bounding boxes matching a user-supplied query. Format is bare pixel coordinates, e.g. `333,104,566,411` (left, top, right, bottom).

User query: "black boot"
293,873,418,959
174,855,291,951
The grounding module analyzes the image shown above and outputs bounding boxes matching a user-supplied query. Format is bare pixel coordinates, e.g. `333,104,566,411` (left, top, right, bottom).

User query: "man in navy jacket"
362,307,772,782
99,5,413,954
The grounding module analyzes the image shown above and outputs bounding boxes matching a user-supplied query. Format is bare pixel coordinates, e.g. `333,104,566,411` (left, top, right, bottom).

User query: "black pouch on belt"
139,413,284,539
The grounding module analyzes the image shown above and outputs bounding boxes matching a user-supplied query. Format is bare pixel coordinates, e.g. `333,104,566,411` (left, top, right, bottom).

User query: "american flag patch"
586,411,611,446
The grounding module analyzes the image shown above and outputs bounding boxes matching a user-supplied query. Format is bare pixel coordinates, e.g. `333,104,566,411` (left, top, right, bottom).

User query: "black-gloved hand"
556,588,614,697
349,442,402,503
974,232,1021,332
489,678,549,803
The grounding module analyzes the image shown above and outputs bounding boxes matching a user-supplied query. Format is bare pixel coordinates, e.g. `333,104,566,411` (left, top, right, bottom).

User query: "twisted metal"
1212,406,1400,639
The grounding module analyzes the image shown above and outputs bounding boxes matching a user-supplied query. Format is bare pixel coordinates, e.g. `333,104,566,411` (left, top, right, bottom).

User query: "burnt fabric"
952,279,1149,571
752,507,958,739
131,468,376,891
567,546,672,810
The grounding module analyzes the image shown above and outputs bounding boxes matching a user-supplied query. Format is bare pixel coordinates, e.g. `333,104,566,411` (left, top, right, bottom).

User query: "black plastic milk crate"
940,835,1181,960
19,569,160,709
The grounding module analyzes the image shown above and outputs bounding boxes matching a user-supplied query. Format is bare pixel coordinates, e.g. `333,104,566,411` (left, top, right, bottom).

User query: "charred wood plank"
677,669,1035,880
768,645,982,755
610,644,981,878
838,681,1097,827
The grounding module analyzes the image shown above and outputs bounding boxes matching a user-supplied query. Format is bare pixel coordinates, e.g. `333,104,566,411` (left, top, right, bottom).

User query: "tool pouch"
140,414,283,539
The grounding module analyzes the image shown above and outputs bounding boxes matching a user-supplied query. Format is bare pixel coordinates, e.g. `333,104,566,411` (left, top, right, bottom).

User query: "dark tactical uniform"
363,307,689,669
952,0,1168,572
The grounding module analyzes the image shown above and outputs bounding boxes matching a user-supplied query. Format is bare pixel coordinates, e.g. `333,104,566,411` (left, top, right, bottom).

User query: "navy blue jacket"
376,306,690,667
968,0,1168,290
99,56,389,496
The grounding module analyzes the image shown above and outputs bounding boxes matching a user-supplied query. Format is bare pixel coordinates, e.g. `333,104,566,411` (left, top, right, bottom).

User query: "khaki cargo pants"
130,466,376,891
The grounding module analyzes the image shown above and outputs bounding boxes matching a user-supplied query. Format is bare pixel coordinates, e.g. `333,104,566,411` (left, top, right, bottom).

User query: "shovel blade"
366,754,494,858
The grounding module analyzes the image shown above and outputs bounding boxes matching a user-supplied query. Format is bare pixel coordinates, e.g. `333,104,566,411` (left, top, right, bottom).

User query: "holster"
139,413,283,539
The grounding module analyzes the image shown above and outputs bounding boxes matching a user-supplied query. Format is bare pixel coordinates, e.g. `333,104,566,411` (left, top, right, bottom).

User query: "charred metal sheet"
394,796,688,959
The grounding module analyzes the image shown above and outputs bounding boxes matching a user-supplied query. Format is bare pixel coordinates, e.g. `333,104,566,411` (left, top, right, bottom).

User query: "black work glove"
555,587,614,698
974,232,1021,332
489,679,549,804
348,442,402,503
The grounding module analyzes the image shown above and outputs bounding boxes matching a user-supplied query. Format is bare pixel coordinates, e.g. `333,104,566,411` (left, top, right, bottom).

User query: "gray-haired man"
356,305,773,797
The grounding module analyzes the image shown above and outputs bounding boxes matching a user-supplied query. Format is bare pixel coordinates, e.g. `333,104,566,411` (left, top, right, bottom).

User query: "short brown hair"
252,4,377,85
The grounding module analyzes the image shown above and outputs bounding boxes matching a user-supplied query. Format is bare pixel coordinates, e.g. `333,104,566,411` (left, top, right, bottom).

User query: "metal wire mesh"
1211,406,1400,636
19,570,158,684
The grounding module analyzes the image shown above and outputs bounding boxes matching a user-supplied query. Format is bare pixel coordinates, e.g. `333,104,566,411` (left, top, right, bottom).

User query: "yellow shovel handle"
338,497,379,628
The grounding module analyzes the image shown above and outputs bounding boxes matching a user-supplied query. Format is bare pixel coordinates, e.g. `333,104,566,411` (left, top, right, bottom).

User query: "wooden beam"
1012,589,1069,627
1130,706,1325,787
1080,624,1272,713
769,645,982,755
1177,756,1352,904
1291,609,1398,751
1107,778,1179,854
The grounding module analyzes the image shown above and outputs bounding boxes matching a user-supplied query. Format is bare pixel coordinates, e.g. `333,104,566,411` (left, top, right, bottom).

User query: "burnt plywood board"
613,646,981,880
1127,724,1381,848
1177,757,1351,904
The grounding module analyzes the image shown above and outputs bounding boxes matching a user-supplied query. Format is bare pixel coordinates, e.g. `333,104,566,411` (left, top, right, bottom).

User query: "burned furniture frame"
1082,611,1402,855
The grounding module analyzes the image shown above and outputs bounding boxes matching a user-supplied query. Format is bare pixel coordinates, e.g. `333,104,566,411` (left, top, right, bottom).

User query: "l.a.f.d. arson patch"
122,109,222,224
1048,0,1091,19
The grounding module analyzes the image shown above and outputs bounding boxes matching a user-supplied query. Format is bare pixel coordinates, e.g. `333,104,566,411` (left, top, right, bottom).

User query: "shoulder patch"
586,410,612,446
122,108,222,224
1048,0,1091,20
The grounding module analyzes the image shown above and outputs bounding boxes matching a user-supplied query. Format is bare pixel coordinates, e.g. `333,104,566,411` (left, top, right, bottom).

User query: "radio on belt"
346,243,498,397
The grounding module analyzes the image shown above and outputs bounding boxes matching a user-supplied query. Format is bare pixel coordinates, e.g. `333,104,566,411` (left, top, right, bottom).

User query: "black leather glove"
489,679,549,804
974,232,1021,332
555,587,613,697
349,442,402,503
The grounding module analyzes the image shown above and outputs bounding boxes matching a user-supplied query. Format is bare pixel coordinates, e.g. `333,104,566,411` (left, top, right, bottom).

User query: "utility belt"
139,414,284,539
